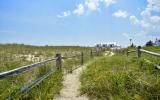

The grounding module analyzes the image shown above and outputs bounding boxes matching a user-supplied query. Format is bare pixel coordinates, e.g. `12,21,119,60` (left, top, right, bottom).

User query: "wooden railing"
140,49,160,57
127,46,160,69
127,46,160,58
0,49,101,99
0,58,56,78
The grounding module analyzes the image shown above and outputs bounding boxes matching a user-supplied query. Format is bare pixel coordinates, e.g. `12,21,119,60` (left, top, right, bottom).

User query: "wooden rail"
127,50,136,53
0,49,101,99
0,58,56,78
127,46,160,69
140,49,160,57
0,50,100,78
127,46,160,58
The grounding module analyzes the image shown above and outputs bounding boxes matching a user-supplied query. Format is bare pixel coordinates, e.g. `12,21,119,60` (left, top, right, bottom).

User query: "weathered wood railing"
127,46,160,58
0,49,101,99
140,49,160,57
0,58,56,78
0,52,86,78
127,46,160,69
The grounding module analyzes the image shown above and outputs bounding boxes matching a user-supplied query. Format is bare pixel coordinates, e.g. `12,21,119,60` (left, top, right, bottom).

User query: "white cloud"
84,0,117,12
150,16,160,23
147,0,160,12
129,0,160,36
141,20,151,28
73,4,84,16
130,16,140,25
57,11,70,18
103,0,116,6
58,0,117,17
113,10,128,18
141,8,151,18
85,0,100,12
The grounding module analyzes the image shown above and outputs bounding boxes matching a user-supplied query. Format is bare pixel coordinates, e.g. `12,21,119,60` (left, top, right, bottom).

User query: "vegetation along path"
54,65,88,100
54,51,114,100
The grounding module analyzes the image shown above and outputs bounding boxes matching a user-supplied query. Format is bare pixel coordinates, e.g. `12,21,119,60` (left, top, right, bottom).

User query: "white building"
154,38,160,46
96,42,121,49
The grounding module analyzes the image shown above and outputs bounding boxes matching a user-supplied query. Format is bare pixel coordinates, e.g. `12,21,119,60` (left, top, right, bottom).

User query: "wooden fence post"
81,52,84,65
126,49,129,56
56,54,62,70
122,49,125,55
137,46,141,58
96,49,99,56
90,50,93,58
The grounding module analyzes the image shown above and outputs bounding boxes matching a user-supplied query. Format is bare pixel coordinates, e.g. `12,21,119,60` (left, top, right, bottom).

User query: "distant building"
96,42,121,49
154,38,160,46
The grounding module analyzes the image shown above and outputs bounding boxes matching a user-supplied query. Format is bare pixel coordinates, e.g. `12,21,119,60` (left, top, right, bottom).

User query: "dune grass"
80,51,160,100
14,70,63,100
0,44,93,99
126,46,160,66
0,62,63,100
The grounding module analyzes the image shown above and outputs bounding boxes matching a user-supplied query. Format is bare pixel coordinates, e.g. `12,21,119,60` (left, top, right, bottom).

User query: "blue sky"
0,0,160,46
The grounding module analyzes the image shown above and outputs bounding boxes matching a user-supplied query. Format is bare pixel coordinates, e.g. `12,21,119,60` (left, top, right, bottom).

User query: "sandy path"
54,65,88,100
54,51,114,100
109,52,114,56
105,51,115,56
